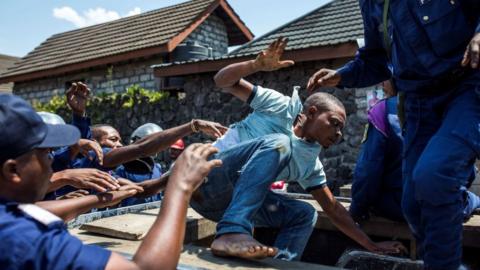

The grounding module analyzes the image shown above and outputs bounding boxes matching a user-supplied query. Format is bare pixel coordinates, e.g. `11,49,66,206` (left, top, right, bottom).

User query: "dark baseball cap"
0,94,80,162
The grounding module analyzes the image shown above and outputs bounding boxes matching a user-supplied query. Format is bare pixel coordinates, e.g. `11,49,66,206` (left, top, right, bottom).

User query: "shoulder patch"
18,204,62,226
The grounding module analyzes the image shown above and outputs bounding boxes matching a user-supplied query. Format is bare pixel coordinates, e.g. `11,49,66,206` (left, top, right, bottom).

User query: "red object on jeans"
271,180,285,190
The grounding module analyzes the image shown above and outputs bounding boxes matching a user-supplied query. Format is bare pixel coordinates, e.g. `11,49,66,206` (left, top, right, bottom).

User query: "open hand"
253,37,295,72
66,82,91,116
117,178,145,193
97,187,140,208
169,143,222,194
193,119,228,138
462,33,480,69
71,139,104,165
307,68,341,93
61,168,120,192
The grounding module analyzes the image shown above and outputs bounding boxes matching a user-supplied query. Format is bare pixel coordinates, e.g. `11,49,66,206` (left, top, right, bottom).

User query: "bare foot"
211,233,278,259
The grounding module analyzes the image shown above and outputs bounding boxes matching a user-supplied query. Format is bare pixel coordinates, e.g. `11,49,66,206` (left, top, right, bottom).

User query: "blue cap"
0,94,80,162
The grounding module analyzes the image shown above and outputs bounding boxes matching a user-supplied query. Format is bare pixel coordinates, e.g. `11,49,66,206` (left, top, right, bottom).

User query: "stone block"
130,76,140,83
140,74,150,82
144,81,155,89
120,78,129,85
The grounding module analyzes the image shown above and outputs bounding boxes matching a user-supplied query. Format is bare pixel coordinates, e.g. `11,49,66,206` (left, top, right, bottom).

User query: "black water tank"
172,41,210,62
168,42,211,89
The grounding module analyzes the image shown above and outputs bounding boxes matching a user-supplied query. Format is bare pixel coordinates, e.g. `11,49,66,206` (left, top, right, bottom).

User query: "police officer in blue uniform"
307,1,480,268
352,93,480,223
115,123,164,206
0,94,112,269
351,95,405,222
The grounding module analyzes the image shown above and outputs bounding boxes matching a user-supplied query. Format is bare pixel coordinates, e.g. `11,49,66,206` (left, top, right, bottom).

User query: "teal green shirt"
215,86,326,191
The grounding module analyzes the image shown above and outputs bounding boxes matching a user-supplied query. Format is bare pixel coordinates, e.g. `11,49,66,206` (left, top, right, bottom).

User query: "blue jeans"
401,83,480,270
190,134,317,260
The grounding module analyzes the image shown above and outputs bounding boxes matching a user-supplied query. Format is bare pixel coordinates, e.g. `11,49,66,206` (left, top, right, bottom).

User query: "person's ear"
1,160,22,184
307,106,318,119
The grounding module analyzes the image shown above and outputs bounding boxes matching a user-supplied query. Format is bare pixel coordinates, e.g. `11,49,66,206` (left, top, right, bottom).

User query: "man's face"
98,127,123,149
13,149,53,202
303,105,346,148
169,148,183,160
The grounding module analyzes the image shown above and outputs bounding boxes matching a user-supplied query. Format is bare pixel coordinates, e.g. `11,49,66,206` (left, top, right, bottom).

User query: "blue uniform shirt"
338,0,480,92
115,157,163,206
0,200,111,270
50,115,93,173
72,114,92,140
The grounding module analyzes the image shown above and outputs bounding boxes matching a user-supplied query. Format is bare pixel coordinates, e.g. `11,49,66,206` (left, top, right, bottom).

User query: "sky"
0,0,330,58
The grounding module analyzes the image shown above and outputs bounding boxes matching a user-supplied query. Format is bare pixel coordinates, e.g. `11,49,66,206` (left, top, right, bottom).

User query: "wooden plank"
339,184,352,198
70,232,343,269
301,199,480,248
79,208,216,242
178,245,342,270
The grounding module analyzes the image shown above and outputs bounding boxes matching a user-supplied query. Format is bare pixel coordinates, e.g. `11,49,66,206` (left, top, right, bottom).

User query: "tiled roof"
152,0,363,69
229,0,363,57
0,0,253,82
0,54,19,75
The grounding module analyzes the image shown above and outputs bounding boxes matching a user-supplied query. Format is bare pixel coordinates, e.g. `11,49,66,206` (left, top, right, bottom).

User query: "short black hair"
303,92,345,114
91,124,115,141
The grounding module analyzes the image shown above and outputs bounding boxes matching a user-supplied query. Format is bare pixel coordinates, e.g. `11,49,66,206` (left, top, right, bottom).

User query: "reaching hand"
116,178,145,193
61,168,120,192
462,33,480,69
97,186,141,208
369,241,408,255
71,139,104,165
193,119,228,138
253,37,295,72
66,82,91,116
57,190,90,200
306,68,341,93
169,143,222,195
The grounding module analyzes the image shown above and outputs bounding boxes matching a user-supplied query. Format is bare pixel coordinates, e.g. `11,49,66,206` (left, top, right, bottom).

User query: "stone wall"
14,56,164,103
184,13,229,58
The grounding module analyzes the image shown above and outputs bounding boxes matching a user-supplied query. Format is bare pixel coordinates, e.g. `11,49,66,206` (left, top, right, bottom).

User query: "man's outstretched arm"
103,120,227,168
311,186,406,254
214,37,294,102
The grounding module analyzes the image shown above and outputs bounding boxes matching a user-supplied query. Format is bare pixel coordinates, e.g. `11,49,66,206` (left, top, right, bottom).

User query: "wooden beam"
166,0,221,52
153,42,358,78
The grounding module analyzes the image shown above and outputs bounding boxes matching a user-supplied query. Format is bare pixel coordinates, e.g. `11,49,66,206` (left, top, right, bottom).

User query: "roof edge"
153,42,358,77
166,0,253,52
0,44,169,84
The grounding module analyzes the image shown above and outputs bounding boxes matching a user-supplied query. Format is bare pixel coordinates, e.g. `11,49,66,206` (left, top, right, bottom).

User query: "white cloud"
126,7,142,17
53,6,142,28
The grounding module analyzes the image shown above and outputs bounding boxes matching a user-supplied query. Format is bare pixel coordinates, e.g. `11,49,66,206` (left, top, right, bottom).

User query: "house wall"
184,13,229,57
13,56,163,103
